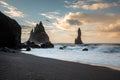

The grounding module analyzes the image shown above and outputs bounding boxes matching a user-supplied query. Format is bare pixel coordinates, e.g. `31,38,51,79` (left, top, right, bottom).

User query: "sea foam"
22,44,120,69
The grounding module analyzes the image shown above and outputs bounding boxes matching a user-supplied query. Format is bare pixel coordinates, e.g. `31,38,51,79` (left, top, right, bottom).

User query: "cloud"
65,0,119,10
102,20,120,32
0,1,25,17
25,20,36,26
64,0,71,4
40,11,69,30
81,3,118,10
47,11,120,43
86,0,103,2
48,11,60,15
21,29,31,41
21,20,37,41
66,19,82,25
53,12,120,32
64,12,120,24
40,11,60,19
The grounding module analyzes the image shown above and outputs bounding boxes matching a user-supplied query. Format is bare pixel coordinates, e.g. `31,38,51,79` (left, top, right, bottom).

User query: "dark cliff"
0,11,21,48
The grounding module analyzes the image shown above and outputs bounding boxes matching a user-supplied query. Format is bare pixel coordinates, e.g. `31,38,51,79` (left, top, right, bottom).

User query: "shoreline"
25,55,120,71
88,63,120,71
56,59,120,71
0,51,120,80
48,58,120,71
22,50,120,71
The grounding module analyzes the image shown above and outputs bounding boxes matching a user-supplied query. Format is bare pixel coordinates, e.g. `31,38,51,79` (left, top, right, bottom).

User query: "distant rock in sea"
0,11,21,49
28,21,50,44
75,28,83,44
82,48,88,51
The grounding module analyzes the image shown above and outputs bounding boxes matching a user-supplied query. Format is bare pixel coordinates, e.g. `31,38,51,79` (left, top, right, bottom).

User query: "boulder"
75,28,83,44
26,47,31,51
82,48,88,51
41,42,54,48
59,46,67,50
0,11,21,49
26,41,41,48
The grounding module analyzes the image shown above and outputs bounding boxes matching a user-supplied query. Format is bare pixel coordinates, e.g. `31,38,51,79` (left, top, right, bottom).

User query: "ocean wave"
56,44,120,53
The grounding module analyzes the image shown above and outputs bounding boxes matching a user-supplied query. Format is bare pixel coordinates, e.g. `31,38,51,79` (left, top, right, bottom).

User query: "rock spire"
75,28,83,44
29,21,50,44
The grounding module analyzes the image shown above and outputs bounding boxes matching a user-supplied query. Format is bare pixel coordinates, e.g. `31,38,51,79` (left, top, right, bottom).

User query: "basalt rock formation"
29,21,50,44
41,42,54,48
0,11,21,49
75,28,83,44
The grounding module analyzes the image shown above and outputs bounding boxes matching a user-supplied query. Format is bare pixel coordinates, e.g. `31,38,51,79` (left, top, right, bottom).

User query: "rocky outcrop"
21,41,41,48
26,41,41,48
75,28,83,44
41,42,54,48
29,21,50,44
0,11,21,49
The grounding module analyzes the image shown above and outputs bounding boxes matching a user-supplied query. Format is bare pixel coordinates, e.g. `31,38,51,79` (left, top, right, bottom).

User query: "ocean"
22,43,120,70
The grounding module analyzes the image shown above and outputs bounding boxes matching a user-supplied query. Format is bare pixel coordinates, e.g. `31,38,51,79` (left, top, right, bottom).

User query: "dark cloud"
66,19,82,25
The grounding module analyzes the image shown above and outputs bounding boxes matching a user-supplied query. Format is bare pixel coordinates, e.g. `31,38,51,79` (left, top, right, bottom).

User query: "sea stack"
0,11,21,48
29,21,50,44
75,28,83,44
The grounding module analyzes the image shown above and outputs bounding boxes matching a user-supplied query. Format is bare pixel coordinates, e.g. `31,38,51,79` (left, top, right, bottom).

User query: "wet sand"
0,51,120,80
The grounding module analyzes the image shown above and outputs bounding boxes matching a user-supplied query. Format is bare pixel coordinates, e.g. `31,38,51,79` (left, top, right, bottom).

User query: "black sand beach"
0,51,120,80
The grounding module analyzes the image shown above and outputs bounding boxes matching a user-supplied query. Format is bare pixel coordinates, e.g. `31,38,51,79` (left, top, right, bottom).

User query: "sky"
0,0,120,43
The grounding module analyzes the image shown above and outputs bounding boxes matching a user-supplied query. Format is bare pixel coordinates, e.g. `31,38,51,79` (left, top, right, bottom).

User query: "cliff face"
0,11,21,48
29,21,50,44
75,28,83,44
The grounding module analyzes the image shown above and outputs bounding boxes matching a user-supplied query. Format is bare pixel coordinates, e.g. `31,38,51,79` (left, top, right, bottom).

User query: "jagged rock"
29,21,50,44
41,42,54,48
28,21,54,48
75,28,83,44
0,11,21,49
